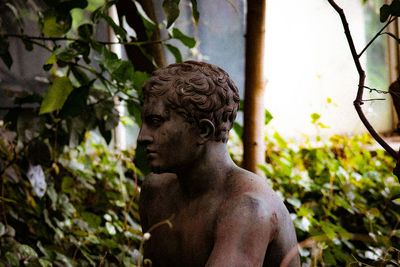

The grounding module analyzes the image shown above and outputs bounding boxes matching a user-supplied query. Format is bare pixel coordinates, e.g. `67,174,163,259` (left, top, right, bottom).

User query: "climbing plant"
0,0,197,265
328,0,400,177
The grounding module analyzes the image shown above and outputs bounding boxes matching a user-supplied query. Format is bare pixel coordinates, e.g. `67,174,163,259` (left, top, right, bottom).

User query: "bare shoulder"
220,167,284,239
217,167,300,266
225,167,287,217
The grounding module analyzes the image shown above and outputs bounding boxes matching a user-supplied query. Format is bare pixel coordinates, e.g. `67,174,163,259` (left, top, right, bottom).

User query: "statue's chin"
150,164,177,174
151,168,164,174
150,164,168,174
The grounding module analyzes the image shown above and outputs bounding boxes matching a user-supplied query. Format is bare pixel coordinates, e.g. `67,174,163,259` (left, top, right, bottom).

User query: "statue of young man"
138,61,300,267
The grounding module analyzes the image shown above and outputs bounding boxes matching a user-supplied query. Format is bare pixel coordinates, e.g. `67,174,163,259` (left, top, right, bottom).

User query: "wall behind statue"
264,0,393,138
164,0,394,139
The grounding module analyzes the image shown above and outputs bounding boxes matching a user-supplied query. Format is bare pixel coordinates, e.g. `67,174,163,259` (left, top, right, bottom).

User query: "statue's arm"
205,194,276,267
139,173,158,231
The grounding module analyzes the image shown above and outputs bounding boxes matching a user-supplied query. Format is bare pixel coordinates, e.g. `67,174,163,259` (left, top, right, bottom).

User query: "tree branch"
358,17,396,58
3,33,171,46
363,86,389,94
327,0,398,160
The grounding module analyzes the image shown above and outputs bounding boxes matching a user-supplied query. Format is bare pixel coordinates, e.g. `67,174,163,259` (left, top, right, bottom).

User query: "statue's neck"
176,142,235,198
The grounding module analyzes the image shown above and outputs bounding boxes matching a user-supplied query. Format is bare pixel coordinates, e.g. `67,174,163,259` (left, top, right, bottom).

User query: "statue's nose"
137,124,153,145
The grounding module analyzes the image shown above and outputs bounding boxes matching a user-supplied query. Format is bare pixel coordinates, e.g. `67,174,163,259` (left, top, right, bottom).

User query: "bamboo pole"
243,0,267,176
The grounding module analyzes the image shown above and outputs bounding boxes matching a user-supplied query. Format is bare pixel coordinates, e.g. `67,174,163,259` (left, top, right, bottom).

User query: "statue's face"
138,97,201,173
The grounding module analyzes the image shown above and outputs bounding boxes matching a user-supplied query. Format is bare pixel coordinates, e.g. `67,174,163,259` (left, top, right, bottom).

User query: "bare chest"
142,191,220,267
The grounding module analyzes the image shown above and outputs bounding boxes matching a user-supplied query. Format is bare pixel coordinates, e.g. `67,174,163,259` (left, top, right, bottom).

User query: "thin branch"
358,17,396,58
1,176,8,226
3,34,75,42
4,33,171,46
363,86,390,94
361,98,386,101
23,39,53,52
327,0,397,159
72,63,136,99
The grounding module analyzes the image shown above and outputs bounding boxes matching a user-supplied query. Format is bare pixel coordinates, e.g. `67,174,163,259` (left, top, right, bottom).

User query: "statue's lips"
146,150,157,159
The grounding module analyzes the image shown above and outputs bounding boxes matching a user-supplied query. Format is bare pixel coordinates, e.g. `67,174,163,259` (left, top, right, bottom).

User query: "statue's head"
142,61,240,143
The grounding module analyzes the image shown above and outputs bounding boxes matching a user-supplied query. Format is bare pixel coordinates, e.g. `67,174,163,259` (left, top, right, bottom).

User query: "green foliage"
170,28,196,49
0,0,198,149
162,0,200,28
163,0,181,29
190,0,200,26
0,1,197,265
260,132,400,266
265,109,273,126
165,44,183,63
39,77,74,115
0,135,144,266
380,0,400,22
0,37,12,69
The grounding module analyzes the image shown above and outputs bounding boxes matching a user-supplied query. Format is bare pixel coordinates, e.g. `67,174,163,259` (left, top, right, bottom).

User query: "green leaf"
101,48,120,72
133,71,149,92
99,119,112,144
71,41,91,63
22,38,34,51
105,108,120,130
0,36,13,69
311,112,320,124
38,258,53,267
381,5,391,22
232,121,243,140
61,176,75,193
0,222,6,237
100,13,127,39
172,28,196,48
90,39,104,53
323,251,337,266
42,10,72,37
163,0,180,28
320,221,336,240
391,0,400,16
317,122,329,128
78,23,93,40
265,109,273,125
112,60,134,83
40,76,74,114
18,244,38,259
190,0,199,25
56,47,76,63
287,197,301,208
127,100,142,126
141,15,156,39
5,251,20,266
273,131,287,149
166,44,182,63
81,211,101,228
239,99,244,111
71,66,90,85
43,51,57,71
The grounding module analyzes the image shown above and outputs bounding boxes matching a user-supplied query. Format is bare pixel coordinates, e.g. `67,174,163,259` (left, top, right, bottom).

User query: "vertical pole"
108,5,126,150
243,0,267,175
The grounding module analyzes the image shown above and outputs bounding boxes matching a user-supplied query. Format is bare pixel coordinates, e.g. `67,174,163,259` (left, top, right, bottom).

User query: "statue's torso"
141,174,222,267
140,171,300,267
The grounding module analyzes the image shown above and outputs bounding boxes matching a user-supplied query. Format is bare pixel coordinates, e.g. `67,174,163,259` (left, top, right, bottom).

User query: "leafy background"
0,0,400,266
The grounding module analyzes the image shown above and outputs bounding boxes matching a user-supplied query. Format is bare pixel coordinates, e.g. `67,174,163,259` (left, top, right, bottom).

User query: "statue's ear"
198,119,215,144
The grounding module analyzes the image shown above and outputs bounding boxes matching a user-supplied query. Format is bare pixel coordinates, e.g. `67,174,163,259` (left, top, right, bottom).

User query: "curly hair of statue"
142,61,240,143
